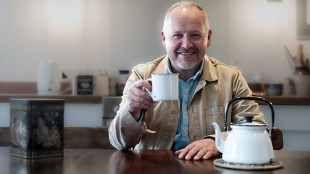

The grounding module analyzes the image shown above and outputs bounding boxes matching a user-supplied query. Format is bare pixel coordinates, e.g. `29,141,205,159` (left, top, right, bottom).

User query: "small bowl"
264,84,283,96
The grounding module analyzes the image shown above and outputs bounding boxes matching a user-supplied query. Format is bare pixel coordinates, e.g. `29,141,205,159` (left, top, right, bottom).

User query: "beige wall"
0,0,308,83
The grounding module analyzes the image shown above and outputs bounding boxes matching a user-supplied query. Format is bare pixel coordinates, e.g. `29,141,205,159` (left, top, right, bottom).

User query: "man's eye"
173,34,183,39
190,34,203,40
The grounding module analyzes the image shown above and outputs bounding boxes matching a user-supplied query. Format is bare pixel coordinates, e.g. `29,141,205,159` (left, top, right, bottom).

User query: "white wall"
0,0,308,83
109,0,229,76
0,0,111,81
227,0,309,83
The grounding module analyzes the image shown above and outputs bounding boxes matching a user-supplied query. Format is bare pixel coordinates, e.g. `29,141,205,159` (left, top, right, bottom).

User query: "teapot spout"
211,122,225,153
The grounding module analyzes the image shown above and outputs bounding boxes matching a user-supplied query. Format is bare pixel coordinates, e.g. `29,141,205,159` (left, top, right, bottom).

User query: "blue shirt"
168,61,203,151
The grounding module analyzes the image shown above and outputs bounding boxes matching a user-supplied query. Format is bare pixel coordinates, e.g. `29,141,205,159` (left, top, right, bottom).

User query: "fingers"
127,80,154,115
176,146,211,160
195,147,214,160
175,139,219,160
175,145,195,160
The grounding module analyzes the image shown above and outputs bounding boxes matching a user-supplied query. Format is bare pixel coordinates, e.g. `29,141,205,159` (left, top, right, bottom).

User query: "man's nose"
181,35,193,49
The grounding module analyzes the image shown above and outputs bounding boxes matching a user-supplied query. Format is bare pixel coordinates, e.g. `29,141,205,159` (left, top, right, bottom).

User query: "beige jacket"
108,55,266,150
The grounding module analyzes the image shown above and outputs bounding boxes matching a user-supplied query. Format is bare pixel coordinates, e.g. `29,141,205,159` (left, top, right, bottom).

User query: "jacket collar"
201,55,218,82
153,55,170,74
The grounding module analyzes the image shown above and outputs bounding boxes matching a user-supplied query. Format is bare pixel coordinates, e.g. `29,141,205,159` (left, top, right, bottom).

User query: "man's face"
162,6,211,72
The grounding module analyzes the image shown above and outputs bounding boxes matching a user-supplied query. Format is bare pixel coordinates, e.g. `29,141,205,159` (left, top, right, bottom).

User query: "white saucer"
214,158,283,170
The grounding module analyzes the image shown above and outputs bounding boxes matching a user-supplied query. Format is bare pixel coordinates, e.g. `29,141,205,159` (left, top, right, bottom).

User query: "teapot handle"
224,96,275,133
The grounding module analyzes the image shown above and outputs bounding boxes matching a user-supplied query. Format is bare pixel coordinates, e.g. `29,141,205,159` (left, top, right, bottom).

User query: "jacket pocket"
205,107,225,133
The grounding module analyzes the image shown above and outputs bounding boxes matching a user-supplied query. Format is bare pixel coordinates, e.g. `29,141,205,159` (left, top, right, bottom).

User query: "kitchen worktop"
256,96,310,105
0,81,309,105
0,94,309,105
0,94,103,104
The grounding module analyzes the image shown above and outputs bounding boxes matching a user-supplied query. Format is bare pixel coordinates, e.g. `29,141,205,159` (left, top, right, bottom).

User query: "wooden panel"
0,82,71,94
0,94,102,104
0,82,37,94
0,82,103,103
64,127,114,149
0,127,114,149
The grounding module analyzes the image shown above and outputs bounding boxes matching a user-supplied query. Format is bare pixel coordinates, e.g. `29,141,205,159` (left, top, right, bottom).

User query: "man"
109,1,266,160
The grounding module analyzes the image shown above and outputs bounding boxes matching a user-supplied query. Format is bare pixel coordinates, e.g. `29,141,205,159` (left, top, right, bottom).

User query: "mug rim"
152,73,179,76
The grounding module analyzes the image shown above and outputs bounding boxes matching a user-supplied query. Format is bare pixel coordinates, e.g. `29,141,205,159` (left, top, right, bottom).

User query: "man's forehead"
165,18,206,34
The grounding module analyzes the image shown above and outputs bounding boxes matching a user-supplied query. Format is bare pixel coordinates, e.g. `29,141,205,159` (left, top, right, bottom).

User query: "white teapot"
211,96,275,164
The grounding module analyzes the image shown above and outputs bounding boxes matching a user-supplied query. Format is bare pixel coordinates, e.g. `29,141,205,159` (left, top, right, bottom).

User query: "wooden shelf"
262,96,310,105
0,94,309,105
0,82,107,104
0,94,103,104
0,82,309,105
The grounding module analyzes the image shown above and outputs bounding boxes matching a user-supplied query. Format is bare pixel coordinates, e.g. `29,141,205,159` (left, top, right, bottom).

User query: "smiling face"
162,4,211,76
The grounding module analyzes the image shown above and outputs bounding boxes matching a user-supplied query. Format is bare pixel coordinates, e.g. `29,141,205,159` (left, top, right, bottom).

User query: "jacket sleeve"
108,101,144,150
108,64,155,150
108,68,143,149
231,69,267,126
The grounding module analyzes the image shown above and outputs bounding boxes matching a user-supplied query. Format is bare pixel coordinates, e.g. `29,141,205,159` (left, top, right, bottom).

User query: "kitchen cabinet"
0,94,310,151
260,105,310,151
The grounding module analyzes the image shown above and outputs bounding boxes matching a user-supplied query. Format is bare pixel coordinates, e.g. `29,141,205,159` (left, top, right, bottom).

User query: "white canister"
37,59,61,95
282,77,295,96
293,74,310,96
293,68,310,96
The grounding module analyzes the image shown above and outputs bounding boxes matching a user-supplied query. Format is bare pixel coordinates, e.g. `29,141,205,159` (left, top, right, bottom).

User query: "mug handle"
145,88,153,100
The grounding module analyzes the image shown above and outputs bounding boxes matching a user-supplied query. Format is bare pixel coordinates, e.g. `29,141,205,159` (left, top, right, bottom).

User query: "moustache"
176,48,199,54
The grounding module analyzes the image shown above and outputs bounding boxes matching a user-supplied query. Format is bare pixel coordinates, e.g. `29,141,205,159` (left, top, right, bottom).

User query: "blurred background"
0,0,308,84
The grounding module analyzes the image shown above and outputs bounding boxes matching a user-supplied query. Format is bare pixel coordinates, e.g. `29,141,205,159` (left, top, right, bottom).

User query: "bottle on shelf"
117,70,130,96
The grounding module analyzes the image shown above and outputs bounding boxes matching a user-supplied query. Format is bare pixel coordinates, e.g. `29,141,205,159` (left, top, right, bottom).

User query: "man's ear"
207,29,212,47
161,31,166,47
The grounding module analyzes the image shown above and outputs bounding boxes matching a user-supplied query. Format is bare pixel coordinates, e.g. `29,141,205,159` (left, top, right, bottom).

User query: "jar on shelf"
117,70,130,96
293,67,310,96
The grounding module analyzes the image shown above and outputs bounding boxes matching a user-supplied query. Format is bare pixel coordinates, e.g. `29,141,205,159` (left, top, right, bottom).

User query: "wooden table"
0,147,309,174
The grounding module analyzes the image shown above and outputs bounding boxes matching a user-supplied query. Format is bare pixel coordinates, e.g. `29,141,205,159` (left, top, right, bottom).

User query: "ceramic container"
264,84,283,96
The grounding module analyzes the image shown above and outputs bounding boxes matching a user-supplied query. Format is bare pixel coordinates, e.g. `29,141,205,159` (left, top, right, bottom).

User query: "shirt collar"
167,59,173,74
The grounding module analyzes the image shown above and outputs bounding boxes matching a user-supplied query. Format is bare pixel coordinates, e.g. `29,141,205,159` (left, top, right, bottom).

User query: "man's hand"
175,139,220,160
127,80,154,119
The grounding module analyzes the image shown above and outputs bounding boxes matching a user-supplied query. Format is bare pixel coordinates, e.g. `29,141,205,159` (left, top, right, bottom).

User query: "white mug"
146,73,179,101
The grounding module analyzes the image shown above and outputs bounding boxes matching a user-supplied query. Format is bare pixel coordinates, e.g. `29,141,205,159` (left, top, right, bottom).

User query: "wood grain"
0,127,114,149
0,148,309,174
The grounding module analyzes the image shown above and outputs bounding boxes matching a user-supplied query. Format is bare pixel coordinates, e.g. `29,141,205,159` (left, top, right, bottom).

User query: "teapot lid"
232,115,266,127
